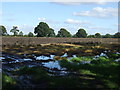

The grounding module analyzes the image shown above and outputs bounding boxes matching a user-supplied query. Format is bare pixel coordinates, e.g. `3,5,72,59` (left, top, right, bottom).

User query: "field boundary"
2,37,119,45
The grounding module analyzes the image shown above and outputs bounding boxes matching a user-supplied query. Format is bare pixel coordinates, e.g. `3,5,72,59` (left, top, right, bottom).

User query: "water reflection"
61,53,68,57
36,55,55,60
115,58,120,62
42,61,66,70
2,52,120,73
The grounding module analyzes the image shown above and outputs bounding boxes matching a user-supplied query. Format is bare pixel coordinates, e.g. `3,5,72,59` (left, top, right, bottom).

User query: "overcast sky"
1,2,118,35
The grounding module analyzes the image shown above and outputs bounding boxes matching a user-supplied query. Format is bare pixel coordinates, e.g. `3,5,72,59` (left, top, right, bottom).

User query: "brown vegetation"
2,37,119,46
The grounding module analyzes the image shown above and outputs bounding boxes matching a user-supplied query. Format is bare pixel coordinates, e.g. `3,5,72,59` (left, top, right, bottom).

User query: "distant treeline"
0,22,120,38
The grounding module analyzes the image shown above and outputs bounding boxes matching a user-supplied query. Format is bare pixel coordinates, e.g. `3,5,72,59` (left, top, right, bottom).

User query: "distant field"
2,37,120,45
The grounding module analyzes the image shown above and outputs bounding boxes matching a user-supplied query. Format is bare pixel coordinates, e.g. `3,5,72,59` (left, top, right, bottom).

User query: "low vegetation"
2,43,120,89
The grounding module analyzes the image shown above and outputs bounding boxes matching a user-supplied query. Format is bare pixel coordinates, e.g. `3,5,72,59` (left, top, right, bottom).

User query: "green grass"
59,54,120,88
2,73,17,90
2,49,120,89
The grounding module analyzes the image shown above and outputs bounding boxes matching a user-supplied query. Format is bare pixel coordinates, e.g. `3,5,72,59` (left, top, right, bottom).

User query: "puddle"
116,52,120,54
0,68,2,72
0,57,5,60
36,55,55,60
100,53,108,57
2,52,119,73
81,61,91,64
73,55,77,58
115,58,120,62
48,70,68,76
42,61,66,70
94,52,108,59
61,53,68,57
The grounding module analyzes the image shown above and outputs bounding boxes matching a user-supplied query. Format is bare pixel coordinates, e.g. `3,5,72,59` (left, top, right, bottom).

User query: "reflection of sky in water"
0,68,2,72
61,53,68,57
0,57,5,60
100,53,108,57
36,55,55,60
115,58,120,62
2,52,120,65
42,61,66,70
67,55,77,60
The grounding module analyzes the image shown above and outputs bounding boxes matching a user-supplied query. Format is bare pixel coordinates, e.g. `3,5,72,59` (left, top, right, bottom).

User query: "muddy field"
2,37,120,45
1,37,120,89
1,42,120,89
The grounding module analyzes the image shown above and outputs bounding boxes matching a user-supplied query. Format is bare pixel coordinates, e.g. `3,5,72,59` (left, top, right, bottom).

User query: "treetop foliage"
0,25,7,36
76,28,87,38
34,22,55,37
1,22,120,38
57,28,71,37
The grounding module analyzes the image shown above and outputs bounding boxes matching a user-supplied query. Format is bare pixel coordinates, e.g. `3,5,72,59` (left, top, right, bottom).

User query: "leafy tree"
114,32,120,38
47,28,55,37
57,28,71,37
87,35,95,38
103,34,112,38
10,26,19,36
0,25,7,36
95,33,101,38
19,31,23,36
28,32,34,37
72,34,77,38
75,28,87,38
34,22,50,37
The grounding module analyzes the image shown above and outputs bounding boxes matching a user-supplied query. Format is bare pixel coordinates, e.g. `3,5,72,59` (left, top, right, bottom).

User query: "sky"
1,2,118,35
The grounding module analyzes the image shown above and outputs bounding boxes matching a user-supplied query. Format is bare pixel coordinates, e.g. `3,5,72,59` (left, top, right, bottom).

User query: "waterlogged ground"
1,43,120,89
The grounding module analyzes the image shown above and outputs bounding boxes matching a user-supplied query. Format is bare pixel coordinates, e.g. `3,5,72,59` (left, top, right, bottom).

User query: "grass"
79,69,96,76
59,54,120,88
17,66,50,84
69,56,93,62
2,43,120,89
2,73,17,90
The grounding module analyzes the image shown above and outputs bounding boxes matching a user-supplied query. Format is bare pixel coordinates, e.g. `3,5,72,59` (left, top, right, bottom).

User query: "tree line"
0,22,120,38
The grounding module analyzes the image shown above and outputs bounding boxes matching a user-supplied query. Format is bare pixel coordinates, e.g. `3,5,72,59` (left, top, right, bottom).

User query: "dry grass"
2,37,119,46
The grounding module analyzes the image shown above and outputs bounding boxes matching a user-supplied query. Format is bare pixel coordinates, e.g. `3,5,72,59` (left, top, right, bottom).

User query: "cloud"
65,19,80,24
38,18,60,24
51,2,107,5
1,0,119,2
73,7,118,18
88,26,108,30
50,0,119,3
87,26,118,34
6,18,16,22
51,2,81,5
64,19,91,25
88,26,117,31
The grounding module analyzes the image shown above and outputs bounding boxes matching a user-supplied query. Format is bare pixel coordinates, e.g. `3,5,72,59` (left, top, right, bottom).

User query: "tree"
34,22,51,37
57,28,71,37
75,28,87,38
47,28,55,37
95,33,101,38
114,32,120,38
72,34,77,38
28,32,34,37
19,31,23,36
103,34,112,38
10,26,19,36
0,25,7,36
87,35,95,38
